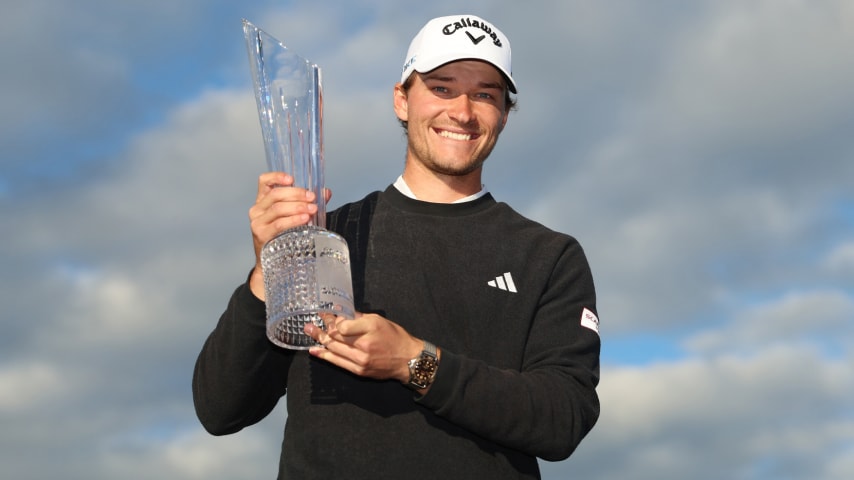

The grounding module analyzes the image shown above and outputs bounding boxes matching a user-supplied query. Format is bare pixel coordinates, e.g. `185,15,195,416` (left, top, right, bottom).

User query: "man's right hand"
247,172,330,300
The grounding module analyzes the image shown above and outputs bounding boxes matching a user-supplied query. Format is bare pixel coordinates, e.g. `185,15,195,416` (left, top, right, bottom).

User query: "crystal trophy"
243,19,354,349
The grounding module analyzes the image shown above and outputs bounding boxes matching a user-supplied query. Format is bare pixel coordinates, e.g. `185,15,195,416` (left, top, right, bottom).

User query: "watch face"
409,353,438,388
416,358,437,379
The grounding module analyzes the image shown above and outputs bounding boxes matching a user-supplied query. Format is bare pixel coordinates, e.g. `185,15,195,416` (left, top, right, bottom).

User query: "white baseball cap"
401,15,517,93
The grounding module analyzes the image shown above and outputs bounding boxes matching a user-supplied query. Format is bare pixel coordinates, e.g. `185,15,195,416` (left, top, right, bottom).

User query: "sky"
1,0,852,478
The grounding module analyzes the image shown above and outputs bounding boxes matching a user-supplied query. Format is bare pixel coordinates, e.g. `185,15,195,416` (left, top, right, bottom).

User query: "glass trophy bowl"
244,20,354,349
261,226,355,349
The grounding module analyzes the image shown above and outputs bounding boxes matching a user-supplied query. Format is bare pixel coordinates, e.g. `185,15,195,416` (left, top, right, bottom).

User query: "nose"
447,94,474,125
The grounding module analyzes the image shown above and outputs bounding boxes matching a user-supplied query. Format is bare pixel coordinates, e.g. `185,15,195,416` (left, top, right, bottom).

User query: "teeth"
438,130,471,141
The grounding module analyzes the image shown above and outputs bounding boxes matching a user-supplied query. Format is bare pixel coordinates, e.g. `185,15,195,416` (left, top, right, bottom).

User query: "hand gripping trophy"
243,20,354,349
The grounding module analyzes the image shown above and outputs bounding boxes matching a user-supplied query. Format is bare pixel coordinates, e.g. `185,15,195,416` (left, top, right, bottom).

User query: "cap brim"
405,56,517,93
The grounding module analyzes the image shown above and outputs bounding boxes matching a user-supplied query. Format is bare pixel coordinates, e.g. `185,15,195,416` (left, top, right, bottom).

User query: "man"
193,14,600,479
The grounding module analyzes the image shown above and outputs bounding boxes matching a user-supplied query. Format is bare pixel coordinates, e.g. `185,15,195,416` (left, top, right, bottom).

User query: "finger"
253,186,316,216
318,313,339,336
317,315,367,344
249,201,313,226
306,318,359,351
308,337,369,373
331,313,369,338
256,172,293,201
304,322,331,348
249,189,319,242
249,208,310,247
308,345,358,371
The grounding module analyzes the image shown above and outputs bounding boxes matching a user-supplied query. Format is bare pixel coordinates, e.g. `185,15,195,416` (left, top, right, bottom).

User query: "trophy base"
266,311,325,350
261,225,354,350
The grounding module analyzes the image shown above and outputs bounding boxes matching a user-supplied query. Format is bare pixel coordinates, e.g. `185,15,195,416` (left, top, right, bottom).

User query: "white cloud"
685,289,854,354
565,344,854,480
97,426,282,480
634,0,854,149
823,241,854,275
825,444,854,480
0,362,69,412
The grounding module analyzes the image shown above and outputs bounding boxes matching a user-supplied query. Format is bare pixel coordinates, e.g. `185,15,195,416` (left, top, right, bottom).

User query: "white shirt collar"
393,175,488,203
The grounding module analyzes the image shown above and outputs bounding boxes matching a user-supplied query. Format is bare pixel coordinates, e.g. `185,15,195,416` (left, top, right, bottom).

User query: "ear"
393,83,408,122
499,108,509,132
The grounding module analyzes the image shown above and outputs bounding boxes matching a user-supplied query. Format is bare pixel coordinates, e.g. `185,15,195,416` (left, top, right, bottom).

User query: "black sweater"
193,186,600,479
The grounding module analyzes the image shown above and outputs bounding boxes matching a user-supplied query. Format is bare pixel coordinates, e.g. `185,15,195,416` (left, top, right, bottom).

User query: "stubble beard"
407,137,497,178
429,156,485,177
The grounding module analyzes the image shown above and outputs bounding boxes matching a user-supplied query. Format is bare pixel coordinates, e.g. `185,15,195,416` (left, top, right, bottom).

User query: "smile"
436,129,476,141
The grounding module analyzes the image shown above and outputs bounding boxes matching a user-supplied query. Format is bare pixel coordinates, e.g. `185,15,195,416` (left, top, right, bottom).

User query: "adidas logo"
487,272,517,293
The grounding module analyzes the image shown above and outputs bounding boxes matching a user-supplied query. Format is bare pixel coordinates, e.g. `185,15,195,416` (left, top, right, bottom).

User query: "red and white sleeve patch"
580,307,600,334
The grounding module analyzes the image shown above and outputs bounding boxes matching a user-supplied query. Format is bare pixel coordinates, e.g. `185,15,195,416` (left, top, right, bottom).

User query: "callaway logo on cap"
401,15,517,93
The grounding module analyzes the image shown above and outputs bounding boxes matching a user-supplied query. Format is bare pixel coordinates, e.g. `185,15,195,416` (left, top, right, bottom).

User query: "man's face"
393,60,510,178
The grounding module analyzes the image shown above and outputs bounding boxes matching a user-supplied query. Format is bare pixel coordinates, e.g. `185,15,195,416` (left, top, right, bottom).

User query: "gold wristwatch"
406,340,439,390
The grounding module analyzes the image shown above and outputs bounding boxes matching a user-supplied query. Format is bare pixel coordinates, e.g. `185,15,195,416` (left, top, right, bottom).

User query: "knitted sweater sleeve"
192,280,293,435
415,240,600,461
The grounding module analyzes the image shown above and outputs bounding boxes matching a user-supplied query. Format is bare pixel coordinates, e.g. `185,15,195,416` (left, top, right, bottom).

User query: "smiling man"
193,14,601,480
394,60,508,199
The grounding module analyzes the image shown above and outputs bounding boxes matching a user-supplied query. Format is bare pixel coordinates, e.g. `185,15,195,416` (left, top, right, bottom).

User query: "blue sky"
2,1,853,479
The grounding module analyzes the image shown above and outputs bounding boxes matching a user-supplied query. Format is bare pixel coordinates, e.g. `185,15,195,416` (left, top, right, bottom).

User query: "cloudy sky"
2,0,852,478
